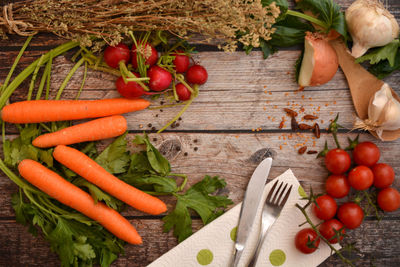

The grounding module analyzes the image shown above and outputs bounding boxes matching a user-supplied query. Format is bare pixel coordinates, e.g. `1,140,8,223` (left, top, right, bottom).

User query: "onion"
346,0,399,58
298,32,339,87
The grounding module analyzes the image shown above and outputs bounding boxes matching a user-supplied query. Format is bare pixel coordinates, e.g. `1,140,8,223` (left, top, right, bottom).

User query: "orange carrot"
53,145,167,215
18,159,142,245
1,98,149,123
32,115,127,148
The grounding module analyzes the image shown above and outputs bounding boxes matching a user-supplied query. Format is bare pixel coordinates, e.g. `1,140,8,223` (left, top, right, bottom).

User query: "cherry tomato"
148,66,172,91
337,202,364,229
352,141,380,167
319,219,345,244
104,43,130,69
172,50,190,73
325,149,351,174
294,228,320,254
325,174,350,198
175,83,191,101
312,195,337,220
131,42,158,69
348,166,374,190
372,163,395,189
377,187,400,212
186,65,208,85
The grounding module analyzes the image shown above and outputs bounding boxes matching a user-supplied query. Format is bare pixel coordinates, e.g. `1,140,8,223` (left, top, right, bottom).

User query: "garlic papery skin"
368,83,391,122
365,83,400,139
345,0,400,58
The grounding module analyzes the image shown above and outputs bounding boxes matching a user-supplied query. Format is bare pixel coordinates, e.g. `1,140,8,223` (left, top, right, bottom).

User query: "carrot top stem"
28,54,45,101
45,50,54,100
55,57,85,100
0,41,79,109
1,36,33,94
75,61,88,100
36,54,52,100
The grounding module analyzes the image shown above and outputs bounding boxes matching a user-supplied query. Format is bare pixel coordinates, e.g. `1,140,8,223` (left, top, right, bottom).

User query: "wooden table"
1,1,400,266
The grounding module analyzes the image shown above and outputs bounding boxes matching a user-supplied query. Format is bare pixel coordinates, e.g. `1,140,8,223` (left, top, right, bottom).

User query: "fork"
248,180,293,267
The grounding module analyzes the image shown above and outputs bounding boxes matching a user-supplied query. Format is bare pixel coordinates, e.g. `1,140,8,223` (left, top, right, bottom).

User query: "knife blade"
231,157,272,267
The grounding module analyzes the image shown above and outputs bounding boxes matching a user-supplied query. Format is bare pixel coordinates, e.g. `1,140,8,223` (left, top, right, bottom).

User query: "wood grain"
1,0,400,266
2,50,400,134
1,218,400,267
1,132,399,218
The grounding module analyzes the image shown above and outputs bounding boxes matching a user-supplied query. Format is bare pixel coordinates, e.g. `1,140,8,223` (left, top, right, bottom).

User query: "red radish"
172,50,190,73
103,43,131,69
131,42,158,69
186,65,208,85
148,66,172,91
175,83,191,101
116,73,147,98
298,32,338,87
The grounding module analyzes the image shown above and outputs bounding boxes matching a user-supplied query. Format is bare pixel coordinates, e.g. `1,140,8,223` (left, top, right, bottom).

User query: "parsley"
163,176,233,242
355,40,400,79
357,40,399,67
2,128,232,266
95,133,130,174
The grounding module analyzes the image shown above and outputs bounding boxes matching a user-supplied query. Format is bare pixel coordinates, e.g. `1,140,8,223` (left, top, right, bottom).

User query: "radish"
148,66,172,91
175,83,191,101
104,43,131,69
116,73,155,98
172,50,190,73
186,65,208,85
131,42,158,69
298,32,338,87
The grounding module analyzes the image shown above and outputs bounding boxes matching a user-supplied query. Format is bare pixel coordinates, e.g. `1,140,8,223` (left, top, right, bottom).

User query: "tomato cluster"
295,141,400,254
103,43,208,100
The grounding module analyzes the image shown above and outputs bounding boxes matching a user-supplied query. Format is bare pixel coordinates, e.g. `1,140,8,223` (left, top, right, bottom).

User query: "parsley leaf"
133,134,171,176
74,178,123,211
369,50,400,79
295,0,347,38
357,40,400,67
163,176,233,242
95,133,130,174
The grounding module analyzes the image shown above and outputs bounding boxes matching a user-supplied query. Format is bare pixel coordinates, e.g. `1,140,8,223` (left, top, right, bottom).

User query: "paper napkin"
148,169,340,267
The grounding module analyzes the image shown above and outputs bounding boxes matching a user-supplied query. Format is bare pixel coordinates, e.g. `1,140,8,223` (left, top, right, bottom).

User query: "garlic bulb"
356,83,400,139
345,0,399,58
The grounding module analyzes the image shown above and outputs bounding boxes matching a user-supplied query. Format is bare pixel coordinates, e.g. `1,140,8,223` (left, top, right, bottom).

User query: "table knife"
231,157,272,267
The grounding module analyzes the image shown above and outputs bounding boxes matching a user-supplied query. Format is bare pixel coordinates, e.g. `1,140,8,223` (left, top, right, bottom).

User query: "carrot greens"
0,34,232,267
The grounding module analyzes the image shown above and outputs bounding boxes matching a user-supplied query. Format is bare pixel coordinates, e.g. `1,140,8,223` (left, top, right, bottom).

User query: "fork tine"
266,179,279,202
275,183,288,205
278,185,292,207
270,181,284,204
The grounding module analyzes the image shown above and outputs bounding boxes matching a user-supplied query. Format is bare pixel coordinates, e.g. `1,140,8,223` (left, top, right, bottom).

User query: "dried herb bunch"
0,0,280,51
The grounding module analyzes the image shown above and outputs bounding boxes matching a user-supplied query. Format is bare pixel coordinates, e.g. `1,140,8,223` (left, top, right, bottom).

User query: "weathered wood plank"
1,218,399,267
2,51,400,134
1,132,399,217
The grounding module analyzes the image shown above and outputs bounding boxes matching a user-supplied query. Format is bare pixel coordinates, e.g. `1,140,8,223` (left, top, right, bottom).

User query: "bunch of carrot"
2,97,168,245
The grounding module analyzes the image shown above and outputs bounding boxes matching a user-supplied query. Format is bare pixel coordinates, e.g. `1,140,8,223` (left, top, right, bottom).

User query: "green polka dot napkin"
148,169,340,267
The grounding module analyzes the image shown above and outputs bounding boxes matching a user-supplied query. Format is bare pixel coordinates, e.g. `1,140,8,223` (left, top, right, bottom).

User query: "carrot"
1,98,150,123
18,159,142,245
32,115,127,148
53,145,167,215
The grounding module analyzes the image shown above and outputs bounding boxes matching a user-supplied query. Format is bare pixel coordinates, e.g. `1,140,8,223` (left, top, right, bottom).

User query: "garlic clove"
346,0,399,58
369,83,391,122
